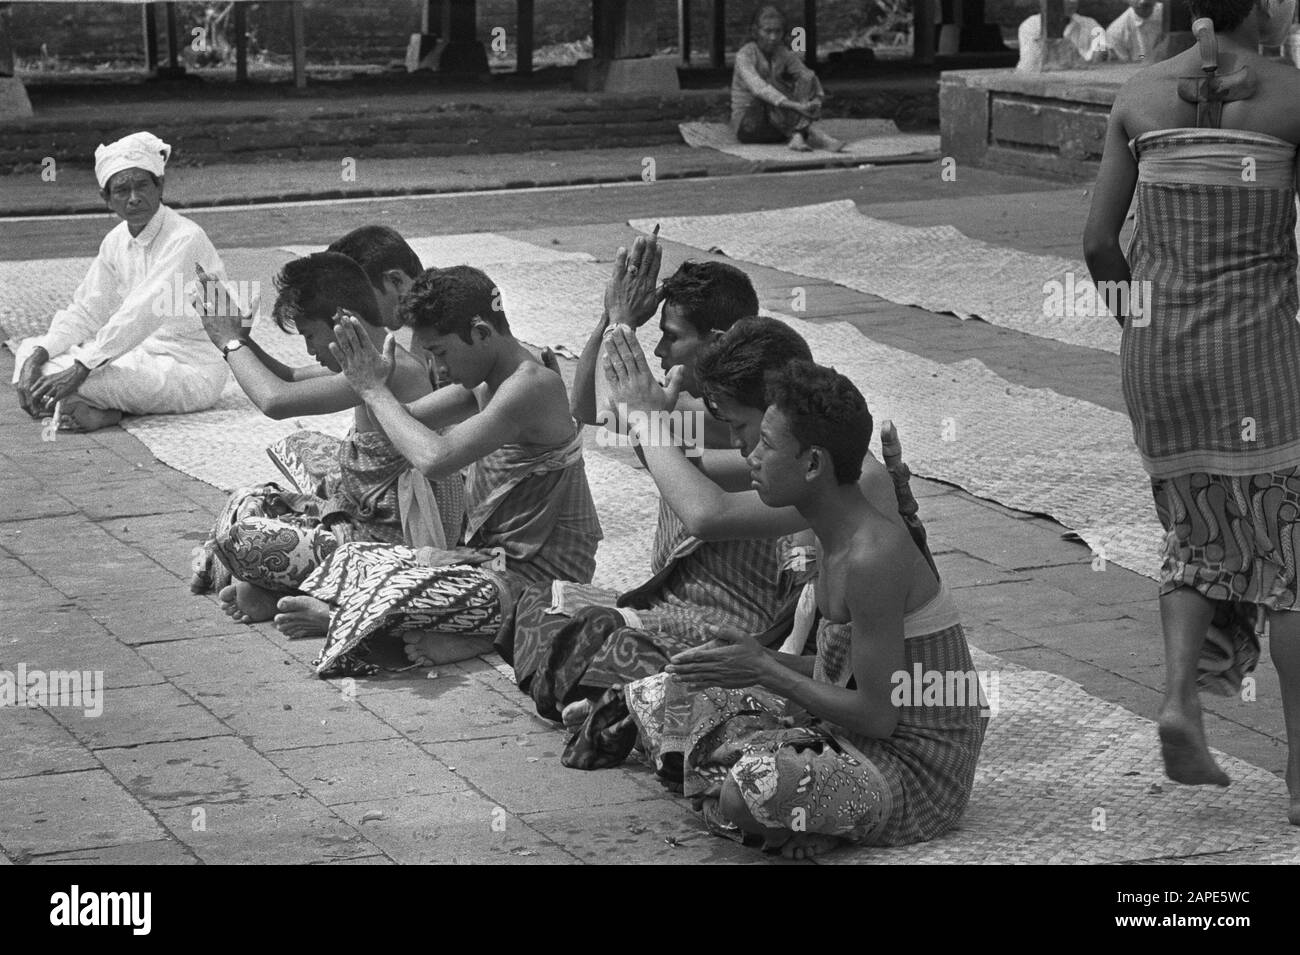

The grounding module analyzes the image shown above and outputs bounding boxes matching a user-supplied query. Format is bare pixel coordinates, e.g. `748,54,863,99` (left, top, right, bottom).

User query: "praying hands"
605,233,663,328
601,324,681,420
331,312,395,398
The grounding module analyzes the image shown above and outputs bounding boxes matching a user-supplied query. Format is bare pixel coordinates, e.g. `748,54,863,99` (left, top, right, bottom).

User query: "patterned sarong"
307,431,601,677
304,542,511,677
1125,129,1300,689
504,499,806,719
195,429,465,594
620,594,987,849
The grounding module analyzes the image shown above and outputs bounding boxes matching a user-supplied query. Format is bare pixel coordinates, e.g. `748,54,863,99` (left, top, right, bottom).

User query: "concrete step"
1,74,939,172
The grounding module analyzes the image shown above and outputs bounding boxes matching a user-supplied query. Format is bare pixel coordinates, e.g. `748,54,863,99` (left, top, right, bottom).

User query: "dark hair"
398,265,510,343
1186,0,1257,31
660,260,760,336
101,170,162,199
271,252,384,333
751,4,787,29
765,360,871,485
326,225,422,292
697,316,813,413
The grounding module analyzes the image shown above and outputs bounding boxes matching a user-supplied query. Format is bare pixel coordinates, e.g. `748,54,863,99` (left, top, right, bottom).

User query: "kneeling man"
12,131,232,432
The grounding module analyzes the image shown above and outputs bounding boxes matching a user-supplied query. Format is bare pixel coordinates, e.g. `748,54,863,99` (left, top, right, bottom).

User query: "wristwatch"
221,338,247,359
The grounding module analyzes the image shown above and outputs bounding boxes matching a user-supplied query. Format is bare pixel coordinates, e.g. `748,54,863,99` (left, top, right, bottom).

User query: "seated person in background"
1106,0,1165,64
731,4,844,152
274,265,602,677
12,131,231,432
505,315,824,725
1017,0,1110,71
585,357,987,860
201,251,454,620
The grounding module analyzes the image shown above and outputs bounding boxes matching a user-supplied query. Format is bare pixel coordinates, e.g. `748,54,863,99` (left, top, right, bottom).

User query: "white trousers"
12,339,228,416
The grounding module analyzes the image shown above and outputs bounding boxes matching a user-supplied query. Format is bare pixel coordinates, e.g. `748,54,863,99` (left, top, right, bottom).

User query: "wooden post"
517,0,534,74
1034,0,1083,70
803,0,816,69
710,0,725,68
1154,0,1195,61
234,2,248,83
289,0,306,88
0,2,15,77
678,0,691,65
144,3,160,72
913,0,935,63
166,2,182,71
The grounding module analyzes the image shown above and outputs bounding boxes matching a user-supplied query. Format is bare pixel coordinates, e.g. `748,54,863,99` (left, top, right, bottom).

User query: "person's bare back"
1116,43,1300,143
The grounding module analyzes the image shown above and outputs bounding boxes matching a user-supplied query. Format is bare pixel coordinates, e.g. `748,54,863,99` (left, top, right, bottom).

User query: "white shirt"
34,204,229,374
1106,5,1165,63
1017,13,1108,71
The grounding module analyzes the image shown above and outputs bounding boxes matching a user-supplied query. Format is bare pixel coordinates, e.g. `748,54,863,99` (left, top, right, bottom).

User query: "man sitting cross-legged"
274,265,602,677
529,318,912,731
198,250,461,623
583,353,987,860
12,131,232,432
189,227,463,600
501,239,807,723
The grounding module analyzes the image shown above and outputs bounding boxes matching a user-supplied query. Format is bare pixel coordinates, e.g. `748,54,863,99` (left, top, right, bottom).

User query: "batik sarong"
615,588,987,848
307,431,601,677
504,500,807,719
305,542,512,677
194,429,465,594
1126,128,1300,692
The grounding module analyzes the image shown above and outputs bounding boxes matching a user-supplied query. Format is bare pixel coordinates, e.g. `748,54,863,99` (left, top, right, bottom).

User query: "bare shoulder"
493,358,571,426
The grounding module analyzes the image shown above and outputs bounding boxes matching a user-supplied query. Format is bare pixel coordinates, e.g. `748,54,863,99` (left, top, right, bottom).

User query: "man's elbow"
680,510,726,542
1081,231,1118,265
258,396,295,421
419,455,457,483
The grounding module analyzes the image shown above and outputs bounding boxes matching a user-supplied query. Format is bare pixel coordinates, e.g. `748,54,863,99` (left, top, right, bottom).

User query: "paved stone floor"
0,158,1293,864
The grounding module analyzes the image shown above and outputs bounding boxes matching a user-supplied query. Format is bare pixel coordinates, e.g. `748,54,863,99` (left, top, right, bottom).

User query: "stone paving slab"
0,770,169,860
0,706,100,780
96,736,303,810
47,683,230,751
155,793,378,865
267,738,468,807
336,792,576,865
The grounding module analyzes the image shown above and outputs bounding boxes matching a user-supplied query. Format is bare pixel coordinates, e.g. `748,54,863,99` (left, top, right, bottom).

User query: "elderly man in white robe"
12,131,232,432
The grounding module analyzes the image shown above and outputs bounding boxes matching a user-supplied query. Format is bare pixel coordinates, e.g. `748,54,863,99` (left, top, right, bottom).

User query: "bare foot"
540,347,562,375
1158,706,1231,786
217,580,280,625
562,698,593,731
274,595,331,638
401,631,494,666
775,831,842,861
57,398,122,433
804,128,845,153
787,132,812,152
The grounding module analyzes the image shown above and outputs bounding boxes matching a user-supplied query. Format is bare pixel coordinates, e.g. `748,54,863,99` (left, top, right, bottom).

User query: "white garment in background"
1017,13,1108,71
1106,5,1165,63
12,204,231,415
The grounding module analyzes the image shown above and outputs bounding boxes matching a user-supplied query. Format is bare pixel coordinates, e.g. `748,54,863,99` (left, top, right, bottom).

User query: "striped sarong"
1123,129,1300,478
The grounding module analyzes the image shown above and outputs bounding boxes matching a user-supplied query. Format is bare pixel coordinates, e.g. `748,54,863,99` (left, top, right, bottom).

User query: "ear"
805,446,828,481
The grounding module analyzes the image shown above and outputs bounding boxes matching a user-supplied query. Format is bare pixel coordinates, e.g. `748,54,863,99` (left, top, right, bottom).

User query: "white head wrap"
94,131,172,190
